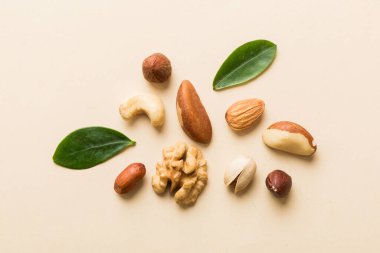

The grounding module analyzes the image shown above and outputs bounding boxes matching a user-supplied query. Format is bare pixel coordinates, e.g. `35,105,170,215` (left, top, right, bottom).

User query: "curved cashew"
119,94,165,128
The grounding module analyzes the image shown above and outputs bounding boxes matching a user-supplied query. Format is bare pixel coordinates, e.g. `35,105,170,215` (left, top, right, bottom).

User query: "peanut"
114,163,146,194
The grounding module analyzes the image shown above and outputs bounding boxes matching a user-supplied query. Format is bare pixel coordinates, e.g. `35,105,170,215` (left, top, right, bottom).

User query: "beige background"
1,0,380,252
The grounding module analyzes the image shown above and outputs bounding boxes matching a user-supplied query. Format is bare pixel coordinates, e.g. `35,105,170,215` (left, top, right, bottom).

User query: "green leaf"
213,40,277,91
53,127,135,169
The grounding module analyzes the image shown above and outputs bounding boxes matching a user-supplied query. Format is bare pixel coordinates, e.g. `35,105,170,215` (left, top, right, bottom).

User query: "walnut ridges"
152,142,208,206
142,53,172,83
176,80,212,144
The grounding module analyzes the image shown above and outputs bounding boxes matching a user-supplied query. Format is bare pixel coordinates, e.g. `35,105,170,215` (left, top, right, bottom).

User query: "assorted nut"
225,98,265,131
262,121,317,156
152,142,208,206
176,80,212,144
117,96,315,203
114,163,146,194
114,52,318,206
265,170,292,198
119,93,165,128
142,53,172,83
224,155,256,193
51,40,318,209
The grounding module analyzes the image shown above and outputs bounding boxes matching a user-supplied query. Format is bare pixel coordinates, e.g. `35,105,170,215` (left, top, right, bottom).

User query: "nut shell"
114,163,146,194
224,155,256,193
176,80,212,144
265,170,292,197
142,53,171,83
225,98,265,131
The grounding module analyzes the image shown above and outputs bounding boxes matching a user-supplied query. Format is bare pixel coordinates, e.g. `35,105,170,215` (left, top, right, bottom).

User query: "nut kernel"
262,121,316,156
114,163,146,194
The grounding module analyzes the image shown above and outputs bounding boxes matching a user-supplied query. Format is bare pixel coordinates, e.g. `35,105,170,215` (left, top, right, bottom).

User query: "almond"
225,98,265,131
176,80,212,144
262,121,317,156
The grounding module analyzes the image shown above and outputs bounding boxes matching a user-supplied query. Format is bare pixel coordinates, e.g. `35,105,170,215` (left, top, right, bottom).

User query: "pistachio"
224,155,256,193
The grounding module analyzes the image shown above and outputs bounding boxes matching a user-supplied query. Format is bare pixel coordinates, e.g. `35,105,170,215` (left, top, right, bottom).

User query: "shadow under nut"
176,80,212,144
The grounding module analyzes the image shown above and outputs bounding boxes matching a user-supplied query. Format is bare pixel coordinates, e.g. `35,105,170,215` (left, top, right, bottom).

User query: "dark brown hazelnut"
142,53,171,83
265,170,292,198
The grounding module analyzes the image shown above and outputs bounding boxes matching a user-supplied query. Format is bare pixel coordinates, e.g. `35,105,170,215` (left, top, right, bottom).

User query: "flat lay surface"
1,1,380,252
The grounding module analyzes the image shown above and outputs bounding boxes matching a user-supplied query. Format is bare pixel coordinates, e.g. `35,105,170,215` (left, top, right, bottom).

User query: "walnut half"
152,142,208,206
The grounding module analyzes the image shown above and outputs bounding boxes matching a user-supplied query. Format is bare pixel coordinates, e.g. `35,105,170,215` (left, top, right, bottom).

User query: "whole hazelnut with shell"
265,170,292,198
142,53,172,83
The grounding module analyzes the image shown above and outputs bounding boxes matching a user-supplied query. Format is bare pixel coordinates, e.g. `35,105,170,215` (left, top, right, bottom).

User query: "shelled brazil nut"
262,121,317,156
176,80,212,144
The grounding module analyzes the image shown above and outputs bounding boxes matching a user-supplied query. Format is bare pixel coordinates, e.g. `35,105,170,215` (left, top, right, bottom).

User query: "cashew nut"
119,94,165,128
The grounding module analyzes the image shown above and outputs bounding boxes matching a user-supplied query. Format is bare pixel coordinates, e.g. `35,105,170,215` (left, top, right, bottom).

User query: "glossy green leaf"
53,127,135,169
213,40,277,90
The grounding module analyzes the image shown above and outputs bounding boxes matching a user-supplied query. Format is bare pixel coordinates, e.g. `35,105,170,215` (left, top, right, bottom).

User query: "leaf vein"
216,46,275,87
67,140,130,156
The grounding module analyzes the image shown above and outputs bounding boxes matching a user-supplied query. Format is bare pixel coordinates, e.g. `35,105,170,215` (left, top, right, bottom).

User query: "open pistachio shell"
224,155,256,193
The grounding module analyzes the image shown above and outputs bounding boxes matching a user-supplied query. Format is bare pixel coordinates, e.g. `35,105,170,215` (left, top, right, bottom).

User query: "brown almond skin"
268,121,317,152
265,170,292,198
114,163,146,194
176,80,212,144
225,98,265,131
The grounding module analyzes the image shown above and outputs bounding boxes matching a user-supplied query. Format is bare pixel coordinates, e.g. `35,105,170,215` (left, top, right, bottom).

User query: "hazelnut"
142,53,172,83
265,170,292,198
